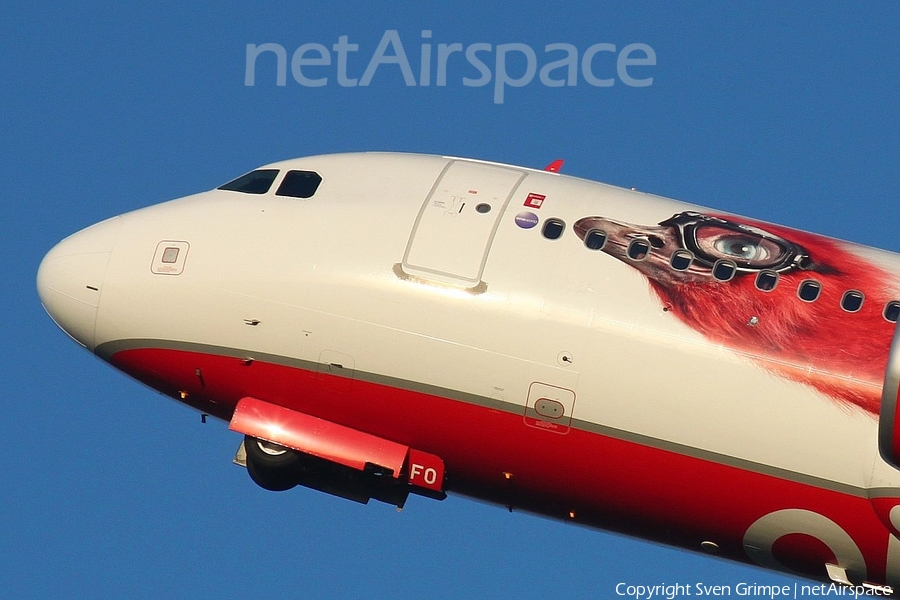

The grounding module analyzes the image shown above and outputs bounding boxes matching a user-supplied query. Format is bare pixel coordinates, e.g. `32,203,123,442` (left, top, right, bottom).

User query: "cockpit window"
218,169,280,194
276,170,322,198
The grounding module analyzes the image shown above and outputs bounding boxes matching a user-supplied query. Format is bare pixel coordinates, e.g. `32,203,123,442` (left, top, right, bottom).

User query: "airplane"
36,151,900,592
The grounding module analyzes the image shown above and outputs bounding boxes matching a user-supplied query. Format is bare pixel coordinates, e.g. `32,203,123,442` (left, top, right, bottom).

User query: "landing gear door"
400,160,525,288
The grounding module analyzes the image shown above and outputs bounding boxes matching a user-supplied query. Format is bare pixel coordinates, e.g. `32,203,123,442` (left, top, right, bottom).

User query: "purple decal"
515,212,539,229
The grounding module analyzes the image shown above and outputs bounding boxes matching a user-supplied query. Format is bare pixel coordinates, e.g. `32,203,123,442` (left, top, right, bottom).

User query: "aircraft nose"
37,217,122,351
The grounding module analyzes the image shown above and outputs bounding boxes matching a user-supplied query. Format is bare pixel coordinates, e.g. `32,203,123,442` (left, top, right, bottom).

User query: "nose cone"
37,217,122,351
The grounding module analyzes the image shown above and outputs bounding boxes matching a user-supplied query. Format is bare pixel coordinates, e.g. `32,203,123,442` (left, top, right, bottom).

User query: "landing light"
825,563,852,585
863,582,894,594
700,541,719,553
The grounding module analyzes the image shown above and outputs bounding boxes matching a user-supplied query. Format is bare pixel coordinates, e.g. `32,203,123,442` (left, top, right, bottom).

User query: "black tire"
244,435,300,492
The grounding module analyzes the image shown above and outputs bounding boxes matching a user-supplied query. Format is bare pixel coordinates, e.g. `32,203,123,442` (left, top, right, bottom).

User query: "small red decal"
524,193,546,209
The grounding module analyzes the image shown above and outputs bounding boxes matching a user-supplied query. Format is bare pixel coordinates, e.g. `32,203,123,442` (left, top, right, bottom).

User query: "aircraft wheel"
244,435,300,492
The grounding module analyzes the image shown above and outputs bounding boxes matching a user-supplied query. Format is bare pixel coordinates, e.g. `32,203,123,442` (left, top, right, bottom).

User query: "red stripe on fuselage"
109,345,892,582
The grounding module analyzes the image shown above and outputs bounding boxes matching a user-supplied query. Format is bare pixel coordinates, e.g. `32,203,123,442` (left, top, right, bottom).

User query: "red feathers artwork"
573,212,900,416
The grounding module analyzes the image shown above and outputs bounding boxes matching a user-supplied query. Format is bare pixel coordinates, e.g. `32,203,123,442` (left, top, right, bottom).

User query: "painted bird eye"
713,236,768,261
693,227,788,268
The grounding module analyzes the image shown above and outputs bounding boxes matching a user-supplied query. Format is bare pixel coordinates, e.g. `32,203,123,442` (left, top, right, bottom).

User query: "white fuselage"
37,152,900,590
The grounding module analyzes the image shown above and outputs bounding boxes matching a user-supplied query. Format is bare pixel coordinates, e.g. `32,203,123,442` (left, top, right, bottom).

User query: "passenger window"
584,229,607,250
542,218,566,240
276,170,322,198
627,239,650,261
670,250,693,271
885,301,900,323
755,270,778,292
218,169,279,194
712,260,736,282
798,279,821,302
841,290,864,313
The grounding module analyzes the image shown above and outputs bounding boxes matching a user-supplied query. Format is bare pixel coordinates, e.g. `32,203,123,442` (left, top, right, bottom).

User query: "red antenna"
543,159,564,173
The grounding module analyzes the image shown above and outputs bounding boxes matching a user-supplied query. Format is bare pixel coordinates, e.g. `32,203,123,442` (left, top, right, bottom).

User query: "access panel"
524,382,576,434
401,160,525,287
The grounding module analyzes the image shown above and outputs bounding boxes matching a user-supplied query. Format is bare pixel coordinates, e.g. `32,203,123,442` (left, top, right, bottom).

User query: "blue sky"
4,2,900,598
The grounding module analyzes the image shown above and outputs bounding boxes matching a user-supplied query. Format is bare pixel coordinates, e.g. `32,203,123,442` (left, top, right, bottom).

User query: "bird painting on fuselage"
573,211,900,415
